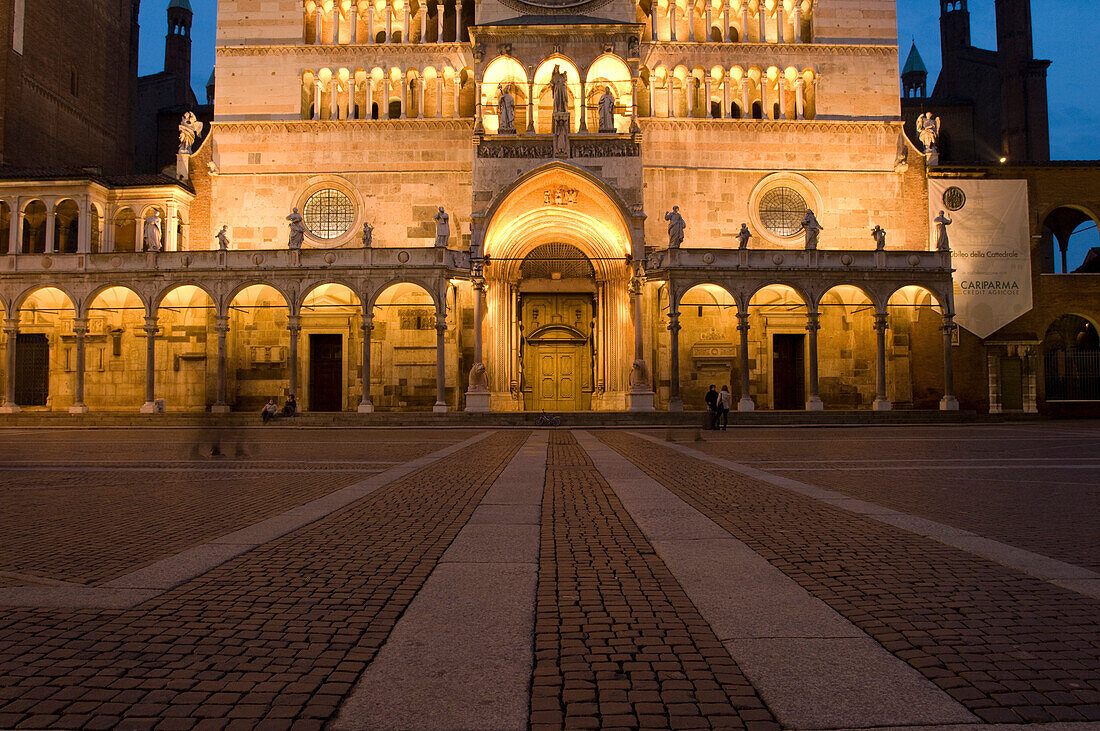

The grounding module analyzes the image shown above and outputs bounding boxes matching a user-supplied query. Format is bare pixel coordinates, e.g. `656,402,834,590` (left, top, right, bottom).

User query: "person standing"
704,384,719,430
718,385,732,430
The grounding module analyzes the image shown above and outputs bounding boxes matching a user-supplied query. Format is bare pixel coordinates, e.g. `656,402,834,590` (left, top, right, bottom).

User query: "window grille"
759,186,807,237
303,188,355,239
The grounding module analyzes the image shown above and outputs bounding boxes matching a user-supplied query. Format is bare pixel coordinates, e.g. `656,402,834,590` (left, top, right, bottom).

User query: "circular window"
758,187,807,237
303,188,355,239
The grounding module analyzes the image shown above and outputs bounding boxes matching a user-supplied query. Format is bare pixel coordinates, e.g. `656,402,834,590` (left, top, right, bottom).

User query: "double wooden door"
521,294,593,412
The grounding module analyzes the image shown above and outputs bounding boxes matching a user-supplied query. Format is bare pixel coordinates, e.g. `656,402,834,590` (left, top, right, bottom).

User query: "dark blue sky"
138,0,1099,159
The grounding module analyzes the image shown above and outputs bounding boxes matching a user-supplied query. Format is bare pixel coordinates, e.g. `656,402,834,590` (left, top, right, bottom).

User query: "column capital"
735,310,750,330
434,321,448,334
3,318,19,333
805,311,820,331
72,319,89,337
873,312,889,331
143,315,159,331
361,316,374,332
214,315,230,332
287,314,302,331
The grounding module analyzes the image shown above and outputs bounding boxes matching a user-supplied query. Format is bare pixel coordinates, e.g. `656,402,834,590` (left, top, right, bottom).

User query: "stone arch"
1041,314,1100,402
887,284,949,409
153,282,217,315
585,54,632,132
816,284,878,409
13,287,77,408
816,283,876,312
300,279,365,312
885,283,946,313
53,199,80,254
81,283,152,319
0,200,11,255
302,70,317,119
671,279,737,309
748,281,811,308
21,199,47,254
113,207,137,253
1039,204,1100,274
224,281,295,317
481,162,635,280
533,56,582,133
14,284,78,314
482,56,529,134
367,278,441,311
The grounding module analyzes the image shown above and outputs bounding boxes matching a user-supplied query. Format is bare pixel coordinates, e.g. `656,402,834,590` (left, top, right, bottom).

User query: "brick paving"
0,430,526,729
601,431,1100,724
0,428,474,585
689,424,1100,570
531,431,778,730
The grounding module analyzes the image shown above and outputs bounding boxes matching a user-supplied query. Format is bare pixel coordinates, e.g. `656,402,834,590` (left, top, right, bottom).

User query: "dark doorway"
1000,357,1024,410
772,334,805,410
14,333,49,406
309,334,343,412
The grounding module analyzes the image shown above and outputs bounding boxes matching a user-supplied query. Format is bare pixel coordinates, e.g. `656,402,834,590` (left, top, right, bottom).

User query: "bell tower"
165,0,194,105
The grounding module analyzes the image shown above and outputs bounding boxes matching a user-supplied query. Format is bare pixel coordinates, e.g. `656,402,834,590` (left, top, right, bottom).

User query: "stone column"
7,202,19,254
314,80,322,120
527,75,536,131
723,0,730,41
358,314,374,412
578,80,588,132
669,2,677,41
368,5,375,42
453,74,461,116
315,7,323,44
466,279,490,412
668,307,682,411
741,80,749,117
139,316,159,413
687,0,695,41
437,76,445,117
350,1,358,43
436,1,444,41
703,75,711,117
805,311,822,410
433,310,448,413
212,316,230,412
736,311,754,411
69,318,89,414
164,201,177,252
792,2,801,41
417,77,425,118
44,201,56,254
627,278,655,411
403,1,410,41
666,76,674,117
940,314,959,410
474,79,482,126
741,2,749,40
760,75,769,118
77,198,91,254
795,76,804,118
331,77,340,119
776,0,784,42
419,2,426,41
385,0,392,42
454,0,462,42
757,1,766,41
400,74,408,118
648,80,656,117
652,2,659,40
704,0,711,40
721,73,729,117
1,319,18,412
873,312,891,411
287,315,301,405
333,1,341,42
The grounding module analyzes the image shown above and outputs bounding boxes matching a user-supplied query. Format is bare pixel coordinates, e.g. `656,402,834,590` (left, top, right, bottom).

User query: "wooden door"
521,293,593,411
772,334,805,410
308,334,343,411
14,334,49,406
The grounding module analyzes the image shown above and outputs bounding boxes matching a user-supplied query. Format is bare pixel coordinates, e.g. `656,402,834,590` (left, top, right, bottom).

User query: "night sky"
139,0,1099,261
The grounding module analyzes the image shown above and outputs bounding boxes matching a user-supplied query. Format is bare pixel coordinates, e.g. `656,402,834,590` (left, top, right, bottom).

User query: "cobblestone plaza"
0,422,1097,729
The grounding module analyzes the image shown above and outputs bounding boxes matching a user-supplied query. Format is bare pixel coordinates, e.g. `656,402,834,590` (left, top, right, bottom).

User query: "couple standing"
705,385,733,430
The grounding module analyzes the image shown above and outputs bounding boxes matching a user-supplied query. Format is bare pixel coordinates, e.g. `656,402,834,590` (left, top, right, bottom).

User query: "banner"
928,179,1032,339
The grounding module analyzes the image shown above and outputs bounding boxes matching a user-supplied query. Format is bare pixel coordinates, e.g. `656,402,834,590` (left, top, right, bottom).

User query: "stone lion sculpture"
468,362,488,391
629,359,651,391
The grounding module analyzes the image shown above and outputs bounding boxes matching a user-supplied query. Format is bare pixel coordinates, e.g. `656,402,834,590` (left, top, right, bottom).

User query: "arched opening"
887,285,945,409
1040,206,1100,273
15,287,76,408
533,57,581,133
141,206,165,252
84,287,146,411
585,54,632,133
301,283,362,412
228,285,292,413
113,208,137,253
90,204,102,253
482,164,635,411
21,200,47,254
748,284,809,409
1043,314,1100,401
0,202,10,253
370,282,447,410
54,200,79,254
156,285,217,411
817,285,876,408
482,56,529,134
302,70,317,119
676,284,738,411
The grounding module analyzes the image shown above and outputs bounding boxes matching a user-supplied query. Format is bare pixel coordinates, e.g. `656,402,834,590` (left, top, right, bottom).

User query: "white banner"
929,179,1032,339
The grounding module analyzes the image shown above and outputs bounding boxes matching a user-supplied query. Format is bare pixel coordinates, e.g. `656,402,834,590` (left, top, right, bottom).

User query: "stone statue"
871,224,887,251
286,208,306,250
629,359,651,391
598,86,615,133
934,210,952,251
737,223,752,250
143,211,162,252
800,209,823,250
362,221,373,248
550,65,568,115
433,206,450,247
216,225,230,251
498,85,515,134
178,111,204,154
916,112,940,153
628,36,639,57
664,206,685,248
468,362,488,391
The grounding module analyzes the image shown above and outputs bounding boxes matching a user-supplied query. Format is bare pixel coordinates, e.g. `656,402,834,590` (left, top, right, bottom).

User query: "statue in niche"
916,112,941,154
362,221,374,248
550,65,569,115
934,210,952,251
598,87,615,133
286,208,306,250
871,224,887,251
498,84,516,133
434,206,450,247
215,225,230,251
468,362,488,391
628,36,640,57
737,223,752,250
178,111,204,154
629,359,652,391
799,209,823,250
143,211,162,252
664,206,685,248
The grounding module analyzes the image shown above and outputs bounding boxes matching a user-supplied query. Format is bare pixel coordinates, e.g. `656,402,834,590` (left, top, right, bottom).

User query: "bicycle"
535,411,562,427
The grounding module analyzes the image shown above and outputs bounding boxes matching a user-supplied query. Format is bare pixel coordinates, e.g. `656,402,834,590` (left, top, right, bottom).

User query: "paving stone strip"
531,430,779,730
599,431,1100,725
333,430,548,730
0,430,527,730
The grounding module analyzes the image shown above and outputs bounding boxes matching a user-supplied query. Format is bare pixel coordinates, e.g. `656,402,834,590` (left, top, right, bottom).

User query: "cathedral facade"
0,0,1093,416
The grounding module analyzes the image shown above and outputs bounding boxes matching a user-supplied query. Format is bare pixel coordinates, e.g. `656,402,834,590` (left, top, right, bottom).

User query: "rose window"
303,189,355,239
758,186,808,237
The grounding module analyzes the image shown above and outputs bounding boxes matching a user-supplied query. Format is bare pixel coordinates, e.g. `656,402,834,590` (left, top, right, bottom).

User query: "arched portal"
14,287,76,408
748,284,809,410
677,284,738,411
370,282,448,411
887,285,945,409
85,286,146,411
301,283,362,412
480,164,636,411
228,284,291,413
157,285,217,411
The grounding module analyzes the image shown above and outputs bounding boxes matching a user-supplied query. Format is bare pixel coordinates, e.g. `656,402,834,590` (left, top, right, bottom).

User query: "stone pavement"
0,423,1096,730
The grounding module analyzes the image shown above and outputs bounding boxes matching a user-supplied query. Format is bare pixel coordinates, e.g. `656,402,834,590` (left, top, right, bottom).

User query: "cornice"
218,42,473,62
638,118,903,134
642,41,897,61
211,118,476,133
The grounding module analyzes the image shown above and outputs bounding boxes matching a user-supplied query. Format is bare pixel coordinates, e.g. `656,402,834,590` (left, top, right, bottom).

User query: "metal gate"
1044,350,1100,401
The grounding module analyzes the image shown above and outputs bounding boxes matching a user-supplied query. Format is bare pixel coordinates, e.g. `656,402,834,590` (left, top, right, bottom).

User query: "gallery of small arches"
299,0,816,47
0,199,188,254
299,55,817,123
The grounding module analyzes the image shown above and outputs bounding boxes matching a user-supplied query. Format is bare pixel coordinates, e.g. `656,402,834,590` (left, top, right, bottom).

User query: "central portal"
521,293,594,411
